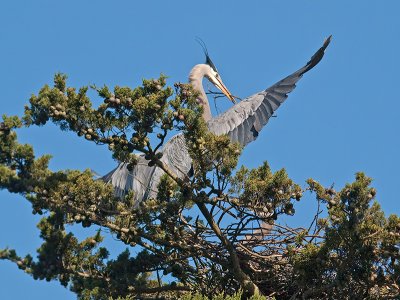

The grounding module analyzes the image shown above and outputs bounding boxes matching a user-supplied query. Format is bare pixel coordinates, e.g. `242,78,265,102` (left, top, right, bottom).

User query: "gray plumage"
102,134,191,201
103,36,331,203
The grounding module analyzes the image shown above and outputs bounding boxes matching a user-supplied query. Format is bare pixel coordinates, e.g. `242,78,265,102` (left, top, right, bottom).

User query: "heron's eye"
215,73,219,78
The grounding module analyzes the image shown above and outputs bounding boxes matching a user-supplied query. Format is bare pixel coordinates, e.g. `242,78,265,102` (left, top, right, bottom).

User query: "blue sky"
1,1,400,299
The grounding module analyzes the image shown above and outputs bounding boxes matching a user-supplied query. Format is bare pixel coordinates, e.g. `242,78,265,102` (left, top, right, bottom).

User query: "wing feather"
258,102,272,123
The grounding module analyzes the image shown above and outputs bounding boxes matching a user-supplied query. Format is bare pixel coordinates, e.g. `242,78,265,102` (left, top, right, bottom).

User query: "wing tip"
300,35,332,76
323,35,332,50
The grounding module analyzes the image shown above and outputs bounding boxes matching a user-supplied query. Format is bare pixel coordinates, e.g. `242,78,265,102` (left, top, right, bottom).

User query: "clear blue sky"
1,1,400,299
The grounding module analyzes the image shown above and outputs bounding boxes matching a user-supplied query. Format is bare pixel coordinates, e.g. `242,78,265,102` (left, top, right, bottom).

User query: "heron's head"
196,38,236,104
204,58,236,104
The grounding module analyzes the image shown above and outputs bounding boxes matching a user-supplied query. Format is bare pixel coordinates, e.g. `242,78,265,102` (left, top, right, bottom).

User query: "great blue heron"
103,36,331,202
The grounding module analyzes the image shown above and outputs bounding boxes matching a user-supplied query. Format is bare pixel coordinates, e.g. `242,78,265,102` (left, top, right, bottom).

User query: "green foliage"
1,74,399,300
230,162,302,223
179,290,271,300
108,290,272,300
293,174,400,298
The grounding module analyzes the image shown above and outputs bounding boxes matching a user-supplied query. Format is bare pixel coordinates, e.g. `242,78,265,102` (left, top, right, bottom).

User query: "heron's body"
103,37,331,202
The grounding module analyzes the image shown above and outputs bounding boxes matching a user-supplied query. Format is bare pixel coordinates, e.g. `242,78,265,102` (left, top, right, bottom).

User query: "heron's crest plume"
195,37,218,73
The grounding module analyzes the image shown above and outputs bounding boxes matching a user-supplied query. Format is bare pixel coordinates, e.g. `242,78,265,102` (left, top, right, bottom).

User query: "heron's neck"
188,64,212,121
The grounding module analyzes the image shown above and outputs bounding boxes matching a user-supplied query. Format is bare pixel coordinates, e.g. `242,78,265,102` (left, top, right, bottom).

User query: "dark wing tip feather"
300,35,332,76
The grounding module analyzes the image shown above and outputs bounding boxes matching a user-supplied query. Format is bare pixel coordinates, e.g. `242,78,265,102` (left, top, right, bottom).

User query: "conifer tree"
1,74,399,299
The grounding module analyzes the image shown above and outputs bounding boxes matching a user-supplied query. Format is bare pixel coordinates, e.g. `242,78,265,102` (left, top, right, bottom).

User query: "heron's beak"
215,77,236,104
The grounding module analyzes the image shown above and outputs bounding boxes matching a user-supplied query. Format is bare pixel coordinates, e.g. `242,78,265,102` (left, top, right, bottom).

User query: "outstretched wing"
207,36,331,147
